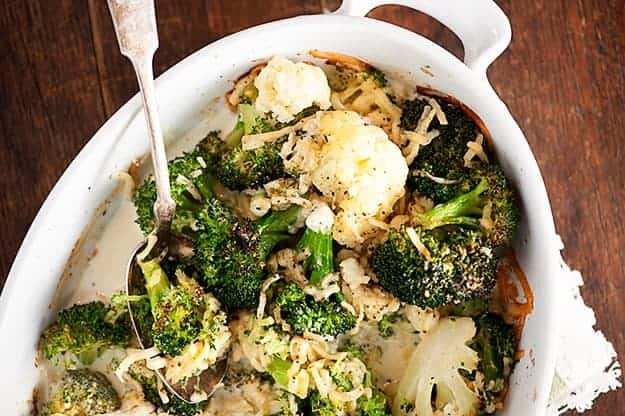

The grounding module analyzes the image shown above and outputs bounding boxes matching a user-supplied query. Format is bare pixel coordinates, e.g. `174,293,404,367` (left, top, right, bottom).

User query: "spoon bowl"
124,240,228,403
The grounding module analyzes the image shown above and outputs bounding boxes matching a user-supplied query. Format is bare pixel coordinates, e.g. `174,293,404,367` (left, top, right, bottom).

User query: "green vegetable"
296,226,334,285
195,203,300,310
40,301,130,365
377,312,402,338
130,368,203,416
267,357,292,386
373,226,497,309
444,297,490,318
213,103,285,190
133,147,216,235
138,258,229,358
44,370,120,416
402,99,481,205
274,282,356,337
414,178,488,230
471,314,516,413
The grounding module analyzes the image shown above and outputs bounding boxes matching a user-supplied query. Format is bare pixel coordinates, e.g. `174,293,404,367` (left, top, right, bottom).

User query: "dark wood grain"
0,1,623,414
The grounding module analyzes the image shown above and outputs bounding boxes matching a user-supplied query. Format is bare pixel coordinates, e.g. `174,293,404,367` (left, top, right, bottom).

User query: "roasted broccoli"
471,314,516,413
130,367,203,416
40,301,130,365
402,97,482,205
138,257,230,359
138,258,202,356
44,369,120,416
195,203,300,310
473,163,520,247
373,226,497,309
209,103,286,190
373,179,501,309
273,282,356,337
133,147,216,235
413,178,488,230
444,296,490,318
296,226,334,285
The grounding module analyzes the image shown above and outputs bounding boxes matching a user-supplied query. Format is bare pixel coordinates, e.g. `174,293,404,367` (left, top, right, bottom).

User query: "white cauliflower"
393,317,480,416
311,111,408,247
255,56,331,122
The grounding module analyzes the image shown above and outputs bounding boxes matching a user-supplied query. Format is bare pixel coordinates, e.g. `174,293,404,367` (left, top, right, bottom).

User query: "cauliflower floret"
311,111,408,246
393,317,480,416
255,56,331,123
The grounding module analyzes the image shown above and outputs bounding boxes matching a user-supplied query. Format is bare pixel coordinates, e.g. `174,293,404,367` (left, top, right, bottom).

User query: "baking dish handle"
334,0,511,75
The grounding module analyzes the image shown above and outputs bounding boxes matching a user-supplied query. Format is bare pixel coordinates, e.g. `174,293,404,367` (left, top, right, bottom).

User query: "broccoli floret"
373,226,497,309
402,98,482,204
475,163,520,247
130,368,203,416
212,103,287,190
403,98,480,174
306,390,337,416
471,314,516,413
44,370,120,416
40,301,130,365
444,297,490,318
356,389,391,416
112,293,154,347
218,138,287,190
274,282,356,337
414,164,519,247
195,203,300,310
377,312,403,338
305,388,388,416
374,180,504,309
340,342,367,361
367,68,388,88
138,258,203,356
138,258,230,359
296,226,334,285
133,148,216,235
267,356,292,386
414,178,487,230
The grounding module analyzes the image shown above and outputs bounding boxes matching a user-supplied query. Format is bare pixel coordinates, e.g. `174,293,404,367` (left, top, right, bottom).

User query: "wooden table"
1,1,623,413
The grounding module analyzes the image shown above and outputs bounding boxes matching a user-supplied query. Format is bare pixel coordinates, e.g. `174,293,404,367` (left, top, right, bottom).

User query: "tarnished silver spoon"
107,0,227,403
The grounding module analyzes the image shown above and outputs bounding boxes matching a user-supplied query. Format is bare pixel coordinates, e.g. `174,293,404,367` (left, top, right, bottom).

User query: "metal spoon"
107,0,227,403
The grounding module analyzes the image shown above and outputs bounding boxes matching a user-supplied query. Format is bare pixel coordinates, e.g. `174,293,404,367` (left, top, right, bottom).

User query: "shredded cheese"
463,133,488,167
257,275,282,319
405,227,432,261
115,347,161,382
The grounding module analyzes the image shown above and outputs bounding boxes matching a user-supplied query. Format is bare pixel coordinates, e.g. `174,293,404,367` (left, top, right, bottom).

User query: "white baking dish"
0,0,560,414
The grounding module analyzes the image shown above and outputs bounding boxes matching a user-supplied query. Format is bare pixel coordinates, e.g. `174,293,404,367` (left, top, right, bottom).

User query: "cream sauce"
38,70,423,415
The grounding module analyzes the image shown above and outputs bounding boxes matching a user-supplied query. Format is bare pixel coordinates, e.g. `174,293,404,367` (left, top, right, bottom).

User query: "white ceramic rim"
0,2,560,414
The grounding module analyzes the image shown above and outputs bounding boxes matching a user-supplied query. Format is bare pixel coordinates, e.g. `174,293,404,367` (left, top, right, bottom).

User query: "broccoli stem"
296,227,334,285
267,357,292,386
239,103,261,135
256,206,301,258
223,103,263,149
224,120,244,149
138,259,171,315
415,178,488,230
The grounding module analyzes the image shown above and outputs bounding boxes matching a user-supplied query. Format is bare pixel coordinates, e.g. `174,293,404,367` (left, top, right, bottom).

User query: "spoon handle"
107,0,175,234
